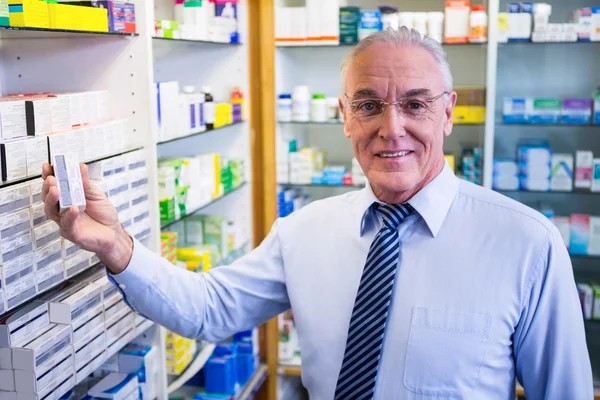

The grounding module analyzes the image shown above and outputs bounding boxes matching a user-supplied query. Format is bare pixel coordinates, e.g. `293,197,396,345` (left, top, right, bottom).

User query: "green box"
202,215,227,261
160,198,176,222
339,7,360,44
0,0,8,27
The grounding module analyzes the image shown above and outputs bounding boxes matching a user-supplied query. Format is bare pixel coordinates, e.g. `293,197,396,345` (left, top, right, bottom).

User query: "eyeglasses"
344,91,449,120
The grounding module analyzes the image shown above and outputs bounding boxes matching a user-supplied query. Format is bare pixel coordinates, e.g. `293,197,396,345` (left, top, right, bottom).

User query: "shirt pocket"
403,307,492,398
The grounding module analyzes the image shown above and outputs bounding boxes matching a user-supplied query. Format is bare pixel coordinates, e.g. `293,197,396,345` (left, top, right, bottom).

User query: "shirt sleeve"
108,221,290,342
514,227,593,399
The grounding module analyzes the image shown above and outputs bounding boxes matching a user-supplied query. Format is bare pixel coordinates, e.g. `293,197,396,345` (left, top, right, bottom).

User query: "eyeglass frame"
343,91,450,120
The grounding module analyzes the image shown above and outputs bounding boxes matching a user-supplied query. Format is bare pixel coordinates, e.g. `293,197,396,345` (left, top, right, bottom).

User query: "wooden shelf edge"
277,364,302,376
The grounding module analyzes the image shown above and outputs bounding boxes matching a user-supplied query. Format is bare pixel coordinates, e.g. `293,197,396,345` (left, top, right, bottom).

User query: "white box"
14,355,74,397
52,153,86,213
126,150,146,171
0,100,27,140
80,92,95,126
589,217,600,256
106,313,134,346
1,139,27,182
0,183,30,216
88,373,139,400
35,259,64,293
32,221,60,249
118,344,157,383
0,347,12,369
0,369,15,390
49,95,72,133
24,136,49,178
30,203,48,228
66,129,85,163
96,91,110,122
3,251,34,290
578,283,594,320
48,281,102,329
551,154,574,192
25,98,53,136
0,232,33,264
82,126,97,162
74,331,105,371
104,301,130,329
29,179,43,205
17,374,74,400
5,270,36,311
553,217,571,249
592,158,600,192
64,250,91,279
575,150,594,189
88,159,114,181
35,239,62,272
0,301,51,348
47,132,68,159
61,238,80,259
0,208,31,242
12,325,72,374
75,349,106,384
73,312,104,351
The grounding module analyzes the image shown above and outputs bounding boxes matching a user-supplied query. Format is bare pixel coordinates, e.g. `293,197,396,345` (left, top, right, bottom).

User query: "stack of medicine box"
518,144,552,191
89,149,152,243
289,148,325,185
165,331,196,375
493,160,519,191
462,148,483,186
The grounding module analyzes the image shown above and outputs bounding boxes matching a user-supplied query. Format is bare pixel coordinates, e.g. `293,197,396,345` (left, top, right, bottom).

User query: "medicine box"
0,369,14,391
589,217,600,256
1,139,27,182
48,281,102,329
24,136,49,178
594,90,600,125
61,238,80,259
3,253,36,309
29,178,43,205
0,100,27,140
571,214,591,255
33,220,61,249
64,250,91,279
578,283,593,319
593,284,600,320
35,259,64,293
575,150,594,190
548,154,572,191
52,153,86,213
0,208,31,242
106,313,134,348
14,354,74,397
0,182,30,216
88,373,139,400
0,301,52,348
30,202,47,228
561,98,592,124
105,300,131,328
76,350,106,385
0,0,7,27
17,374,75,400
530,98,561,124
24,98,53,136
73,312,104,352
12,324,72,374
35,238,62,272
1,231,33,264
359,10,381,41
592,159,600,192
119,344,157,384
503,97,531,123
74,331,105,372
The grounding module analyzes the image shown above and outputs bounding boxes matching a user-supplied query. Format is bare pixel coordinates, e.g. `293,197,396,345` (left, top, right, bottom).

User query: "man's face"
340,43,457,202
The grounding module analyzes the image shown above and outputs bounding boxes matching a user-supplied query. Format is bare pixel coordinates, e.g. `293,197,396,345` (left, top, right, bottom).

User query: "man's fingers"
42,175,57,203
44,185,61,223
80,164,93,192
42,163,54,180
60,206,80,235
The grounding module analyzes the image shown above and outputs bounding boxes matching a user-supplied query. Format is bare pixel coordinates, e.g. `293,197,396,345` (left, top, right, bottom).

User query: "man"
43,28,592,399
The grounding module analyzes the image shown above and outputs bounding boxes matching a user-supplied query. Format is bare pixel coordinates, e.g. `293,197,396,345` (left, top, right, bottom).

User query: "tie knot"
376,203,414,229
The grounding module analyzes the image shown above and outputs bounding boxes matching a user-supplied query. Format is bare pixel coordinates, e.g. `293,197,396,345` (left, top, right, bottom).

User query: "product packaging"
561,98,592,124
1,139,27,182
570,214,591,255
52,153,86,212
575,150,594,190
339,6,360,44
359,10,381,40
550,154,574,191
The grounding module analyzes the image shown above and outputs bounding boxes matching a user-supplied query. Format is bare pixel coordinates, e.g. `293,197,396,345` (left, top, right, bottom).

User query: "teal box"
339,7,360,44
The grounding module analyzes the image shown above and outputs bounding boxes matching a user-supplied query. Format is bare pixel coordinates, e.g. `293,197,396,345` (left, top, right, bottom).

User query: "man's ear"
339,97,351,139
443,91,458,137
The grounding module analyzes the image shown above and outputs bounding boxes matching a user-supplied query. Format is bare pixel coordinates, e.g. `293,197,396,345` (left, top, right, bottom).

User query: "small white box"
14,355,74,397
49,95,72,133
66,129,86,163
0,232,33,264
29,203,48,228
75,349,106,384
0,392,17,400
24,136,49,178
106,313,134,347
0,100,27,140
16,374,74,400
0,369,15,390
104,300,130,328
75,331,105,371
126,150,146,171
553,217,571,249
35,238,62,272
88,159,114,181
82,126,96,162
0,183,30,216
32,221,60,249
61,238,80,259
29,179,43,205
35,259,64,293
593,158,600,192
12,324,72,374
96,91,110,122
48,280,102,329
551,154,574,192
3,251,35,290
589,217,600,256
73,312,104,351
0,301,51,348
0,208,31,242
88,373,139,400
52,153,86,213
5,269,36,311
47,132,68,160
575,150,594,189
118,344,157,383
1,139,28,182
25,98,53,136
64,250,91,279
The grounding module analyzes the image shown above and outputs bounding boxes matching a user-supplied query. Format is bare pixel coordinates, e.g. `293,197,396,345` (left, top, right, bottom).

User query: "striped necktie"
334,202,414,400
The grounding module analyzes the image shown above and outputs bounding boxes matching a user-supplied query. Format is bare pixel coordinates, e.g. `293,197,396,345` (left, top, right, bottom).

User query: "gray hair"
340,27,454,96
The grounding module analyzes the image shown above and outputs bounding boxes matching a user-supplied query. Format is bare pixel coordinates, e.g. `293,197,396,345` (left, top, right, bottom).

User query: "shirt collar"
354,161,458,238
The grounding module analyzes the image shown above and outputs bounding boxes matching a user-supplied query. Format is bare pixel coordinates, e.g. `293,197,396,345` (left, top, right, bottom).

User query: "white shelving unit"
0,0,255,397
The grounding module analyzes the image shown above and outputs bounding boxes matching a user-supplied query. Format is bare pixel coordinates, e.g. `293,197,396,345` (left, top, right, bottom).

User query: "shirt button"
119,284,126,290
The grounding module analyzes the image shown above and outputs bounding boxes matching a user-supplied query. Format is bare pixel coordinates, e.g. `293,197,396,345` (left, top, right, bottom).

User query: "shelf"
277,364,302,376
0,26,138,39
516,383,600,399
158,121,247,145
276,42,485,48
498,189,600,195
237,364,268,400
152,36,241,45
500,41,600,46
500,123,599,127
279,121,484,126
160,183,248,229
0,146,144,189
167,343,217,394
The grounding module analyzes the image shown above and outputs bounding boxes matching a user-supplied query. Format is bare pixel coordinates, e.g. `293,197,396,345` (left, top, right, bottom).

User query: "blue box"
508,3,521,12
359,10,381,40
205,356,238,395
236,353,256,385
520,2,534,13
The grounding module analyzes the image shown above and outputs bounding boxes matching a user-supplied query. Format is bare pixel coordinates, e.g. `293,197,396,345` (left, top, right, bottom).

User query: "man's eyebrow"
403,88,433,97
351,88,380,98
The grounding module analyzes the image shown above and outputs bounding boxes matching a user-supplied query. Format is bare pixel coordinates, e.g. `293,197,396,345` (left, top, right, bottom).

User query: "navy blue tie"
334,202,414,400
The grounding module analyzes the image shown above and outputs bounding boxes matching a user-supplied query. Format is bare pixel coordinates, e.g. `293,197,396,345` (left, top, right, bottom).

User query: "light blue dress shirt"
111,164,593,399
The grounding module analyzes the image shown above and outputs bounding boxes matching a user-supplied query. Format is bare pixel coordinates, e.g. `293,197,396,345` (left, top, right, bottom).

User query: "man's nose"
378,104,407,140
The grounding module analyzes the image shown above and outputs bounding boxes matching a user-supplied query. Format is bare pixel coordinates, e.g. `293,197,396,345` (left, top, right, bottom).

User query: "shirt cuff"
107,238,158,302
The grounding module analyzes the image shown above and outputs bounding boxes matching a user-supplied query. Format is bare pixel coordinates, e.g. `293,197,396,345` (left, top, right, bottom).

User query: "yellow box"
453,106,486,124
166,349,194,375
166,341,197,362
444,154,455,172
212,153,222,199
8,0,49,28
47,3,107,32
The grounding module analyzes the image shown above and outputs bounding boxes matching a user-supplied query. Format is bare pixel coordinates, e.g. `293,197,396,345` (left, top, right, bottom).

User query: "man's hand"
42,163,133,274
